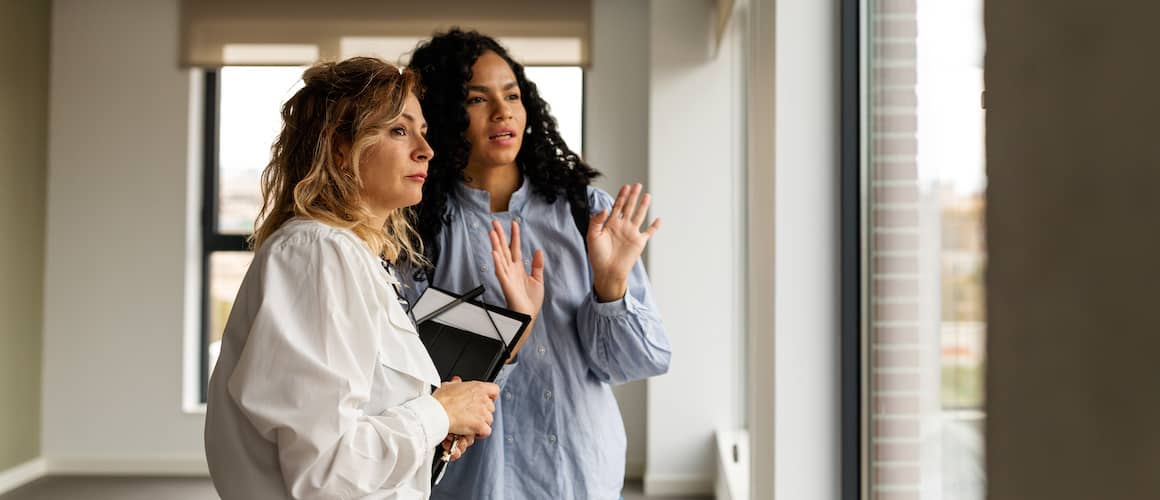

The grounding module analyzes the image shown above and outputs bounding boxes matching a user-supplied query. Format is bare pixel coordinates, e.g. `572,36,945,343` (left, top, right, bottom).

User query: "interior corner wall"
42,0,205,468
0,0,50,473
985,1,1160,498
585,0,652,479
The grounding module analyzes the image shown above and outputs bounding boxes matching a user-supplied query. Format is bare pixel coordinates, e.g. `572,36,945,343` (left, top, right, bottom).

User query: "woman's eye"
506,94,520,101
391,127,407,136
467,96,485,104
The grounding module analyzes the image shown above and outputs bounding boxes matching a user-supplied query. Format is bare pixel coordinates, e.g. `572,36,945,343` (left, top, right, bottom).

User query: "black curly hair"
407,28,600,267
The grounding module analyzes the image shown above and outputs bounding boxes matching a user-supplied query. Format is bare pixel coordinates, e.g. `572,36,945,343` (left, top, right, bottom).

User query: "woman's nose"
492,100,512,121
414,136,433,161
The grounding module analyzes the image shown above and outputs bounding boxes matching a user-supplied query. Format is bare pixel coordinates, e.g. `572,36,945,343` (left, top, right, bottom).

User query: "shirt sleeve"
575,188,673,385
226,234,448,499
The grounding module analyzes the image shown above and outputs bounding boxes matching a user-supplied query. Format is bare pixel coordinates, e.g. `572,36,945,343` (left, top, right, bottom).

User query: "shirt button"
504,391,513,401
481,264,489,273
523,259,530,267
537,346,546,356
515,215,523,223
471,221,480,229
547,434,557,444
506,435,514,444
544,390,552,400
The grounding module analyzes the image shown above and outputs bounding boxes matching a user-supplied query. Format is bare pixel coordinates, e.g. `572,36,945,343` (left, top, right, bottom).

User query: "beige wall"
985,1,1160,498
0,0,50,472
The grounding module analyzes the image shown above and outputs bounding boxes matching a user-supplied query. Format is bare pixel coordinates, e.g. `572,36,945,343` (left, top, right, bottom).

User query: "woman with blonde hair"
204,57,502,499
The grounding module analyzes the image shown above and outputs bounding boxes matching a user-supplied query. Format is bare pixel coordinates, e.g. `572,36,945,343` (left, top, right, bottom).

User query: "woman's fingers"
491,220,511,262
531,249,545,282
489,228,505,259
588,209,609,239
623,183,642,222
492,250,506,278
510,221,523,263
631,192,651,228
610,184,628,221
643,217,663,238
452,434,475,461
489,232,510,276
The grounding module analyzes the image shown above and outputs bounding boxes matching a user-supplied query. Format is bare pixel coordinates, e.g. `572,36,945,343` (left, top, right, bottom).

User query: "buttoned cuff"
403,394,450,450
589,291,635,318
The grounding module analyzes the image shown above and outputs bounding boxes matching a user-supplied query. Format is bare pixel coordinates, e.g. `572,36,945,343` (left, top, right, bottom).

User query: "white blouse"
205,219,448,500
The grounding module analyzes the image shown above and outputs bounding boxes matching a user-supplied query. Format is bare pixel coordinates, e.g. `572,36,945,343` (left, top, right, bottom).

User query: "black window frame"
199,68,250,403
840,0,864,498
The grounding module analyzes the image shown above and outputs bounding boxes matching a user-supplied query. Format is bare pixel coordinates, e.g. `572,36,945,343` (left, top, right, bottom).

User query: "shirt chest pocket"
361,271,443,416
362,307,443,416
363,359,429,416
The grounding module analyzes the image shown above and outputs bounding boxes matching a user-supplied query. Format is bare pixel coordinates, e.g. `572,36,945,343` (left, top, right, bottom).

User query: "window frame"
199,68,251,403
841,0,866,498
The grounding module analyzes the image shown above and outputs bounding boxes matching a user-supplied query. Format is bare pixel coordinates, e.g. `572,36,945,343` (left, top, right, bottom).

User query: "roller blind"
180,0,592,67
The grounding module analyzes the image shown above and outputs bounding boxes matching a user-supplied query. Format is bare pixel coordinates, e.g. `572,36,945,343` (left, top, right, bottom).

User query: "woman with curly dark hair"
405,29,672,500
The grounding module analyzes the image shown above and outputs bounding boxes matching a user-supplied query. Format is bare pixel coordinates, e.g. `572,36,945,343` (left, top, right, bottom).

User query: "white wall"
770,0,841,496
746,0,842,497
42,0,205,471
585,0,652,479
646,0,746,494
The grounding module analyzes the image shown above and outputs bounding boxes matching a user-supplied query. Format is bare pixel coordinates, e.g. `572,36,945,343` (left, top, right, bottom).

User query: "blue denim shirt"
405,179,671,500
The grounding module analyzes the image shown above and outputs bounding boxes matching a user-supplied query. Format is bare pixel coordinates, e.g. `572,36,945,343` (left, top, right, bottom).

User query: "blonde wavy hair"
251,57,427,265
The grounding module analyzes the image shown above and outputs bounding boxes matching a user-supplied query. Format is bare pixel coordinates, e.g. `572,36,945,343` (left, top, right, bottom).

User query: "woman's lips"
406,173,427,183
488,129,518,145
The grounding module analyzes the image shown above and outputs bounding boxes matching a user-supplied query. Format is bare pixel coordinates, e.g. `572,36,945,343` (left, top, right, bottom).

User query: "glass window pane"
217,66,305,234
206,251,254,378
866,0,986,499
524,67,584,154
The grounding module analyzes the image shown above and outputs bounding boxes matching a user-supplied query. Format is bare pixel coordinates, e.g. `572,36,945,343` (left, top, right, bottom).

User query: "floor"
0,477,711,500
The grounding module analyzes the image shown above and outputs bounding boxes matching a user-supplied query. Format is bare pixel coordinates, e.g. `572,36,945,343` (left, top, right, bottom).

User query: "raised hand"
489,220,545,361
587,183,661,302
489,220,545,316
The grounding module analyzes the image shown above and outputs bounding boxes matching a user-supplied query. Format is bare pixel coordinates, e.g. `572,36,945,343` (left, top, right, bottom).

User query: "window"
199,67,305,402
198,65,584,403
846,0,987,498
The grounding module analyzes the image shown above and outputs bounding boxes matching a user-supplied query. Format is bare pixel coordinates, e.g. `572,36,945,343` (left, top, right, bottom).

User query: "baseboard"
643,473,713,496
0,458,48,495
46,457,209,476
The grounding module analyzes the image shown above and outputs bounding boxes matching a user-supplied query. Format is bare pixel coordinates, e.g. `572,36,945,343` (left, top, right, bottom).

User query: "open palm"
587,183,662,301
489,220,545,317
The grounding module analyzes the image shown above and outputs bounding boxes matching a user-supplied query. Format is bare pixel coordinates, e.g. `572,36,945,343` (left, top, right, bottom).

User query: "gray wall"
985,1,1160,498
42,0,206,466
0,0,49,472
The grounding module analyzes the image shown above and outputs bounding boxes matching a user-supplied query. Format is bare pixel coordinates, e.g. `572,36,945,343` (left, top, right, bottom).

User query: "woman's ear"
334,142,351,169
